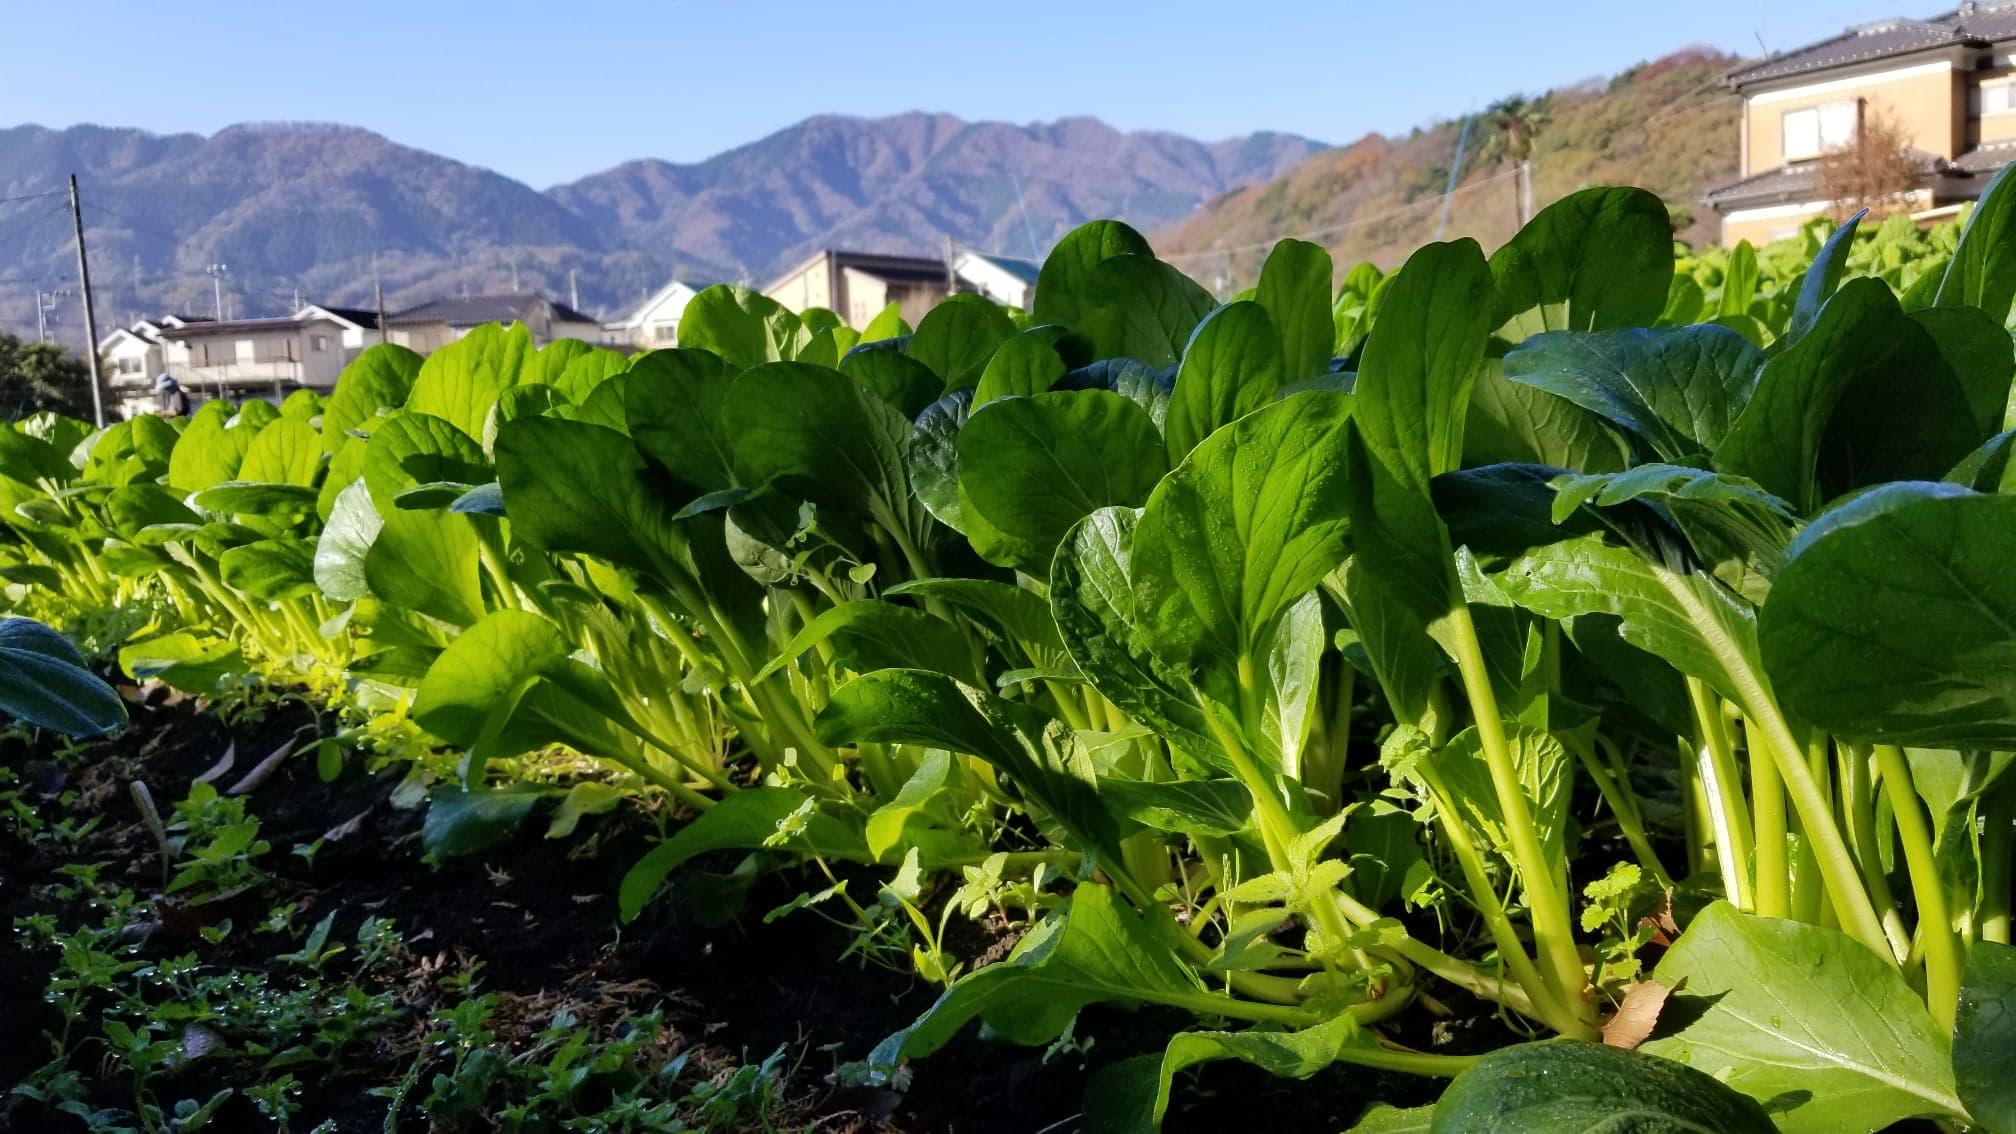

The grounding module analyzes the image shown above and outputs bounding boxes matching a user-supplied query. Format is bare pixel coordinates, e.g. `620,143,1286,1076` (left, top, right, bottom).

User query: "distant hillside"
0,116,1321,348
1155,49,1741,285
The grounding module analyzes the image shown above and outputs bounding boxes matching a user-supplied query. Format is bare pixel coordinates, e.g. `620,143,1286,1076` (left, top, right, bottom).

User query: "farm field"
2,170,2015,1133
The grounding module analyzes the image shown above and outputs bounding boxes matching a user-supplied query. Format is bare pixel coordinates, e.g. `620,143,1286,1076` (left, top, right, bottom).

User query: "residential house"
110,307,378,418
601,279,707,349
765,251,951,329
952,250,1041,310
1706,3,2016,245
383,293,600,354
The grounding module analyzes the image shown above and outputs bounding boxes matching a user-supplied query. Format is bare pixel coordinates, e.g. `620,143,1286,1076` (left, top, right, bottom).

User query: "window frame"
1782,100,1860,161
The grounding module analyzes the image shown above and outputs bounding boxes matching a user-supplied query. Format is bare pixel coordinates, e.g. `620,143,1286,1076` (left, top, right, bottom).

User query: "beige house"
765,251,951,329
115,306,379,418
384,293,600,354
601,279,705,348
1707,3,2016,245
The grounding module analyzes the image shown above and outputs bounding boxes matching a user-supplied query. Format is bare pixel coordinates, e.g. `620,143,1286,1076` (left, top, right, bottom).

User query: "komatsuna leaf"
235,417,323,487
907,293,1016,390
843,348,944,418
314,481,381,602
1051,508,1222,769
493,416,681,577
166,400,261,493
421,786,548,859
884,576,1072,674
1716,278,1982,514
322,343,422,455
723,362,918,537
1163,301,1285,464
870,883,1204,1063
1464,361,1629,474
217,538,319,602
957,389,1166,571
118,632,245,696
409,609,629,779
1078,255,1218,369
1255,238,1336,383
1908,305,2016,438
405,322,535,446
361,413,489,513
622,348,738,493
1759,482,2016,748
971,325,1070,408
1501,325,1764,464
675,285,812,370
1935,163,2016,324
1643,902,1962,1133
0,617,125,735
1490,187,1674,340
1034,219,1155,329
1131,391,1353,682
756,599,981,687
1352,239,1494,494
1954,939,2016,1132
618,787,868,921
1085,1013,1375,1134
1432,1040,1776,1134
908,389,973,531
816,668,1121,864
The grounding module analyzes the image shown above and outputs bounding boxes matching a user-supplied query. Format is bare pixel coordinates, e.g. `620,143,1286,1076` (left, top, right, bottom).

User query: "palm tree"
1484,95,1551,226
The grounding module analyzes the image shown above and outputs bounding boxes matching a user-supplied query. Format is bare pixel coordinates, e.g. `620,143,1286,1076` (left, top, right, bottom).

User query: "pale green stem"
1874,744,1960,1034
1746,717,1790,919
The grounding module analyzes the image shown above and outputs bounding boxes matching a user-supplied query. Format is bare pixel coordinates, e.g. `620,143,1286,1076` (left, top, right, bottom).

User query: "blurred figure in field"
154,373,190,417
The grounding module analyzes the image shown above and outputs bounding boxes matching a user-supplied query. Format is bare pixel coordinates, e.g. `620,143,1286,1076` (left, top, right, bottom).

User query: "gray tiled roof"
1728,4,2016,86
387,293,595,327
1704,142,2014,208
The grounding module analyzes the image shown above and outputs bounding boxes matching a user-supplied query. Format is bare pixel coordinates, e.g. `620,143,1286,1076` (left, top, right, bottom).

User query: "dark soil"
2,688,1469,1133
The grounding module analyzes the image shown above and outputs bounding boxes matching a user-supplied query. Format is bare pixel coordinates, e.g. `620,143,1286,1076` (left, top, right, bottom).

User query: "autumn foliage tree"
1816,107,1924,221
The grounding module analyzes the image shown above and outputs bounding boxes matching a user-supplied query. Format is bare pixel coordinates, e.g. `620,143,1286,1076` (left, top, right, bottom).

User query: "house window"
1984,79,2016,117
116,357,141,374
310,334,330,351
1783,101,1859,160
654,324,676,342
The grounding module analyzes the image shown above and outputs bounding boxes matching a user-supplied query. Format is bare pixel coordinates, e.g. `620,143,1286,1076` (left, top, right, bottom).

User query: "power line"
0,190,66,205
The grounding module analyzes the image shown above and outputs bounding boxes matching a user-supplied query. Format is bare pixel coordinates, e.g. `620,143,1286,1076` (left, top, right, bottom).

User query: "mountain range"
0,115,1322,345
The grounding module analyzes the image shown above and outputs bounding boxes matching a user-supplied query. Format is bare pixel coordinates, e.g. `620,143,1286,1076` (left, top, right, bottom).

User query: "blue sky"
3,0,1927,186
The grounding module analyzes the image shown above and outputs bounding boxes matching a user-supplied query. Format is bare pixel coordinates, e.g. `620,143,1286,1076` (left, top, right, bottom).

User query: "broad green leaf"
1490,187,1674,339
860,301,908,343
1132,392,1353,678
1407,724,1571,882
1433,1040,1776,1134
957,389,1165,571
1034,219,1155,329
724,362,917,537
1936,163,2016,324
1643,902,1962,1133
361,413,489,512
545,780,626,840
321,343,421,455
907,293,1016,390
410,609,625,775
757,599,980,687
118,632,244,696
1051,508,1220,767
1097,777,1253,837
618,787,868,921
494,416,680,577
0,617,124,735
314,481,381,602
166,400,260,493
1255,238,1336,383
1344,1104,1435,1133
843,348,944,418
908,389,972,531
817,668,1120,864
1501,326,1764,464
364,502,484,628
1717,278,1980,513
1079,255,1218,368
884,576,1071,673
675,285,812,370
972,325,1069,408
217,538,318,601
623,348,738,493
237,417,323,487
406,323,535,445
1163,301,1284,463
1087,1013,1374,1134
871,884,1202,1062
1720,241,1760,319
0,425,76,487
422,786,548,859
83,414,177,486
1909,305,2016,439
1954,939,2016,1132
1353,239,1493,493
1760,483,2016,747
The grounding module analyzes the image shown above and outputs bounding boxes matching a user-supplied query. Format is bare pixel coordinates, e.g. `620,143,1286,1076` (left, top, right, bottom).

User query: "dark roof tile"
1727,4,2016,86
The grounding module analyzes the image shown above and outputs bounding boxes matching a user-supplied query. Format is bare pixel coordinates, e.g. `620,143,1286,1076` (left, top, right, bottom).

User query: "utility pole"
372,252,388,346
206,263,230,320
943,235,957,299
509,254,520,293
68,175,108,428
568,267,579,312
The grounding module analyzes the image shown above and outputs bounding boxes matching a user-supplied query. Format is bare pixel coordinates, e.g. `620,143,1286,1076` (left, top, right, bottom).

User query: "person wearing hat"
154,373,190,418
